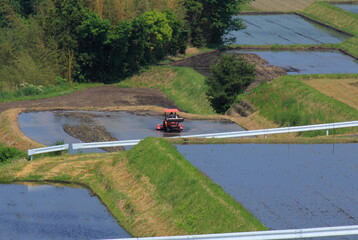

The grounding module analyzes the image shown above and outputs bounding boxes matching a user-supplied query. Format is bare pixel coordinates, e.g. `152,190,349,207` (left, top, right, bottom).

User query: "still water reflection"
0,183,131,240
177,143,358,239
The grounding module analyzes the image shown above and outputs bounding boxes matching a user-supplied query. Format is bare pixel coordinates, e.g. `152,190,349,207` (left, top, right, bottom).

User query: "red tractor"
156,109,184,132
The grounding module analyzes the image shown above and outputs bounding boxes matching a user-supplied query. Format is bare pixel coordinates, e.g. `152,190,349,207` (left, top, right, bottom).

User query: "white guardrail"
27,121,358,158
28,144,69,160
101,225,358,240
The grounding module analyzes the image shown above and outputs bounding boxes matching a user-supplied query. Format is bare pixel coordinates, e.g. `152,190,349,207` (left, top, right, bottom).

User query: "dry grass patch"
249,0,317,11
303,78,358,110
0,109,43,151
248,0,350,11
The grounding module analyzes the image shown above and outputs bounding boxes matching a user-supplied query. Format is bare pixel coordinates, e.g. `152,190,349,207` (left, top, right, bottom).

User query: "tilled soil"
56,111,124,152
170,50,287,91
0,86,178,113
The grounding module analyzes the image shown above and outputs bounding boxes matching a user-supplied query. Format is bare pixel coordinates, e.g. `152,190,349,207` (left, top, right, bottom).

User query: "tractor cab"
156,109,184,132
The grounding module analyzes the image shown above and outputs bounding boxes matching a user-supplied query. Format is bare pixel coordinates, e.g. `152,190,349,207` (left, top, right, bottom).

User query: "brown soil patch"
0,86,178,113
303,78,358,109
170,50,286,91
57,111,124,152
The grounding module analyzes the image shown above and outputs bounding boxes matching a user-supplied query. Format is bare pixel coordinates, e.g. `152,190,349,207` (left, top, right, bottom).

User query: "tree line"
0,0,250,88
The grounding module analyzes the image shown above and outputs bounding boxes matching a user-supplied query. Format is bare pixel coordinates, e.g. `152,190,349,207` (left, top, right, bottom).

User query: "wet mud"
170,51,287,90
18,111,245,151
55,112,124,152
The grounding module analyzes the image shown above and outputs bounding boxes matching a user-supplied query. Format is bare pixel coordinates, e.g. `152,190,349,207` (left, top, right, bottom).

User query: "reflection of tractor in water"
156,109,184,132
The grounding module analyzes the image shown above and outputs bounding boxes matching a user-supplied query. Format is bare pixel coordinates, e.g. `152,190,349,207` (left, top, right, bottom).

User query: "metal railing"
27,121,358,158
27,144,69,160
100,225,358,240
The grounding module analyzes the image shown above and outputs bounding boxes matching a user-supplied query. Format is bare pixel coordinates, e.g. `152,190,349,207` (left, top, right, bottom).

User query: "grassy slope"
118,66,214,115
239,75,358,136
302,1,358,57
126,138,266,234
0,138,266,236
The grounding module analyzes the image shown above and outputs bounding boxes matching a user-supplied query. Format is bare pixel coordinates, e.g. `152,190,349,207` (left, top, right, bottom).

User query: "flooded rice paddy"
18,111,244,150
229,49,358,74
177,143,358,239
334,4,358,14
226,14,348,45
0,183,130,240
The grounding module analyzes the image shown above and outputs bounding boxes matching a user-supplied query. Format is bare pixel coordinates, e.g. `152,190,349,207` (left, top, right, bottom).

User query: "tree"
181,0,252,46
206,54,255,113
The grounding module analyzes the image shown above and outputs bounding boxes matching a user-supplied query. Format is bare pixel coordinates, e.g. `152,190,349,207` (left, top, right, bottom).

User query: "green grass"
0,145,26,164
118,66,215,115
239,75,358,136
302,1,358,57
127,137,267,234
0,82,101,103
0,139,267,236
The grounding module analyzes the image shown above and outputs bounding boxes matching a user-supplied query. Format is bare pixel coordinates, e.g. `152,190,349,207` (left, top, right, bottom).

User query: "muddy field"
0,87,177,113
170,50,287,90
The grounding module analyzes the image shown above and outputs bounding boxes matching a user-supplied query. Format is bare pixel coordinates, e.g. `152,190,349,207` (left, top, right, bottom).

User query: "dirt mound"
169,50,287,91
56,111,124,152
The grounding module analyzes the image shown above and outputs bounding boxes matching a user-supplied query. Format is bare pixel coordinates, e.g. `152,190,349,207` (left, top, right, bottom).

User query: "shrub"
0,146,26,163
205,54,255,113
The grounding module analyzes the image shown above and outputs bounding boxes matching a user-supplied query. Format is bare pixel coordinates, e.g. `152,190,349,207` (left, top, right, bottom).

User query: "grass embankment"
238,75,358,136
118,66,214,115
0,137,267,236
302,1,358,57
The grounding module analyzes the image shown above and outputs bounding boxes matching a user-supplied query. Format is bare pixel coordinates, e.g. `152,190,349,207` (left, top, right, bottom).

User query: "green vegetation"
0,82,100,103
0,0,250,91
182,0,252,46
127,137,267,234
239,75,358,136
302,1,358,57
118,66,214,115
0,138,267,236
206,54,255,113
0,145,26,164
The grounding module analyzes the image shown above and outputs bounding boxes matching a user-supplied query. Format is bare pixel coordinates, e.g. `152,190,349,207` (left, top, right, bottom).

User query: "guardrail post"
326,129,329,136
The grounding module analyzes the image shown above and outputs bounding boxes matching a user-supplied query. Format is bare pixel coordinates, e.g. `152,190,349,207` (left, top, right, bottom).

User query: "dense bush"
205,54,255,113
0,0,247,88
181,0,251,46
0,146,26,163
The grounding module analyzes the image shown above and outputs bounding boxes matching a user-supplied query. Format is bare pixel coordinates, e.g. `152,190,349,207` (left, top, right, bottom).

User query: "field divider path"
27,120,358,158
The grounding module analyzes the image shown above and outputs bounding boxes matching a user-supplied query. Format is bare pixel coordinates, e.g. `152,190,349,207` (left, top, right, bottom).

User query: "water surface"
226,14,347,45
0,183,130,240
228,49,358,74
335,4,358,14
19,111,244,149
177,143,358,239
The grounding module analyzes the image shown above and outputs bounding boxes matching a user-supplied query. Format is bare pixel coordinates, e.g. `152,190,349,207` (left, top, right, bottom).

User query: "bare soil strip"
0,86,178,113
